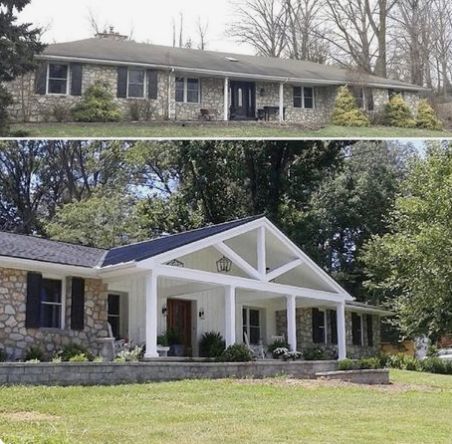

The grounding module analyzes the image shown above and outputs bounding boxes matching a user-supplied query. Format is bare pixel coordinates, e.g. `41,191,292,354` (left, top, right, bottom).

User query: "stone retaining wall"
316,369,390,385
0,360,338,386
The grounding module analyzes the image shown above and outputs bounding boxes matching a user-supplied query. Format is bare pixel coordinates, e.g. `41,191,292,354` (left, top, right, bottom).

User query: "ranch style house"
6,31,425,125
0,216,389,362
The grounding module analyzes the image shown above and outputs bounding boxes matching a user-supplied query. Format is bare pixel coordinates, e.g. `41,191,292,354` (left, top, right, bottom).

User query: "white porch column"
224,285,236,346
144,272,159,359
337,301,347,360
286,294,297,352
224,77,229,121
279,82,284,123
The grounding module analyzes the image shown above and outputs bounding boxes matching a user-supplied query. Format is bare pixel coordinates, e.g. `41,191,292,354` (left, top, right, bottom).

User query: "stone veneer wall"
275,308,380,359
7,65,169,123
0,267,109,361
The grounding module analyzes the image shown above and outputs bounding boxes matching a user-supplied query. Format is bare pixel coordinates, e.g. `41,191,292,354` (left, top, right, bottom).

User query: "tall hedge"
331,86,370,127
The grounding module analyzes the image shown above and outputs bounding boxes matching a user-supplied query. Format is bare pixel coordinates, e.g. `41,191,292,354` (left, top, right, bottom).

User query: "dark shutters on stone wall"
366,314,374,347
352,313,362,346
70,63,83,96
71,277,85,331
117,67,128,98
25,272,42,328
312,308,325,344
329,310,337,345
147,70,158,100
35,63,47,95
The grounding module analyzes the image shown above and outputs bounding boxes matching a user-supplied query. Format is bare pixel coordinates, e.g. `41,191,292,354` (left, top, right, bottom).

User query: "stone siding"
0,360,338,386
7,64,169,122
275,308,380,360
0,267,109,361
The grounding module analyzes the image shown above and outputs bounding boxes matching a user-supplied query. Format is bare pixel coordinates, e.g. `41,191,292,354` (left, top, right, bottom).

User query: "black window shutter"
147,70,158,99
70,63,83,96
35,62,47,95
117,67,128,98
71,277,85,331
366,314,374,346
352,313,362,346
329,310,337,345
312,308,325,344
26,272,42,328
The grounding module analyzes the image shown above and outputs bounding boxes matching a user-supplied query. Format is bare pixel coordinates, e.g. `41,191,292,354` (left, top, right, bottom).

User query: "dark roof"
41,38,424,92
0,232,106,268
102,215,263,267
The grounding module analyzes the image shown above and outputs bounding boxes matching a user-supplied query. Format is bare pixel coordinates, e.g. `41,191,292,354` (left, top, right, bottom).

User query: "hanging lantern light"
167,259,184,268
216,255,232,273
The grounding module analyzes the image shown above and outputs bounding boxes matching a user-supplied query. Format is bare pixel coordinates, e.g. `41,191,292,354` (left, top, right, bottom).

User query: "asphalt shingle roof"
41,38,425,91
0,216,263,269
0,232,106,268
101,215,263,267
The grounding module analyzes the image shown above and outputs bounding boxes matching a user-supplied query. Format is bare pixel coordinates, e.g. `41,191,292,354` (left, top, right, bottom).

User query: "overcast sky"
19,0,254,54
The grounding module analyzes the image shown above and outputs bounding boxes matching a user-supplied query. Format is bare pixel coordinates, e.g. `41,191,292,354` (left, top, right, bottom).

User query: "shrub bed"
384,354,452,375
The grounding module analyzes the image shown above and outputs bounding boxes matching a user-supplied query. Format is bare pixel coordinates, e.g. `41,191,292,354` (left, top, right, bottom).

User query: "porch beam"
224,77,229,121
337,301,347,360
224,285,236,346
286,294,297,352
257,226,266,277
153,264,348,303
144,272,159,359
214,242,261,280
265,259,303,282
279,82,284,123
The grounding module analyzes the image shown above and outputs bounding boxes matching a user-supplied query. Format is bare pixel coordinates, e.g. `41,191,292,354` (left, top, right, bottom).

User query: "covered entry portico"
101,216,352,360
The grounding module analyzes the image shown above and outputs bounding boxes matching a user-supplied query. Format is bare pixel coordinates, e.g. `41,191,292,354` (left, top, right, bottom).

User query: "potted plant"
157,334,171,357
166,328,184,357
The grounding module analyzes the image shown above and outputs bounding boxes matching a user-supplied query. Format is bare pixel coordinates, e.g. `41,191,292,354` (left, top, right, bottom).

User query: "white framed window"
127,68,146,98
175,77,200,104
352,87,374,111
242,307,263,345
40,277,65,329
47,63,69,95
293,86,315,109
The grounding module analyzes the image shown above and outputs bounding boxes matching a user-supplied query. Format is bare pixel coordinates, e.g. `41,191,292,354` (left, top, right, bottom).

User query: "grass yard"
1,370,452,443
10,122,451,138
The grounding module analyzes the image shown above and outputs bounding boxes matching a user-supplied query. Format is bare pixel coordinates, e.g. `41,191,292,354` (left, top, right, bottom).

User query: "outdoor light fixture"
162,305,168,316
167,259,185,268
216,256,233,273
199,308,205,320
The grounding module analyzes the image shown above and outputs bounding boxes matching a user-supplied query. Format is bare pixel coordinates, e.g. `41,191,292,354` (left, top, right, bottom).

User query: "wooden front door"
230,81,256,120
167,299,192,355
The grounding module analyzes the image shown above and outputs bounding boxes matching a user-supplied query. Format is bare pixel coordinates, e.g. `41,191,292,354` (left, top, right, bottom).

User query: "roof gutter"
37,54,426,92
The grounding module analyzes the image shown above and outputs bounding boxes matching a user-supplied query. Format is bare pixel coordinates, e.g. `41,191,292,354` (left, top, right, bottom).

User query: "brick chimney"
95,26,128,41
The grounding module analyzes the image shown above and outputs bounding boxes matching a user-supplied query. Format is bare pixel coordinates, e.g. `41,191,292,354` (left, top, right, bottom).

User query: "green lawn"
10,122,451,138
1,370,452,443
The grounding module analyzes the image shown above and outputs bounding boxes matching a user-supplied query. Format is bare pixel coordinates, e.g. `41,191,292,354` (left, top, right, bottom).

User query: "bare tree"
179,13,184,48
197,17,209,50
227,0,288,57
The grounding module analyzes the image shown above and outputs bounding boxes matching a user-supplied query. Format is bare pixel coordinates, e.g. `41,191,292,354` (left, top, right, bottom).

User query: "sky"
19,0,254,54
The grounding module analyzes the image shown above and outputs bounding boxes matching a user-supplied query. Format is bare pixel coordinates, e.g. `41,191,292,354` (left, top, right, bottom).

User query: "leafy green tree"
331,86,369,127
295,142,414,299
45,191,144,249
362,144,452,341
0,0,45,135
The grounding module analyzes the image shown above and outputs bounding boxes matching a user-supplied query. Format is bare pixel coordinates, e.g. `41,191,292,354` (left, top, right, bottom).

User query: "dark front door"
167,299,192,356
230,81,256,120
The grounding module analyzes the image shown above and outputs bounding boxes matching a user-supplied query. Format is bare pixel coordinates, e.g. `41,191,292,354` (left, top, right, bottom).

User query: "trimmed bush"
416,100,443,130
219,344,253,362
58,344,93,362
72,81,122,122
268,339,290,355
302,346,326,361
24,346,45,362
384,94,416,128
338,359,355,370
331,86,370,127
199,332,226,358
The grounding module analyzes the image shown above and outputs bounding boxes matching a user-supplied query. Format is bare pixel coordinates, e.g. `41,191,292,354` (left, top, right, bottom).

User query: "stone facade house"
0,216,389,362
6,32,425,125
